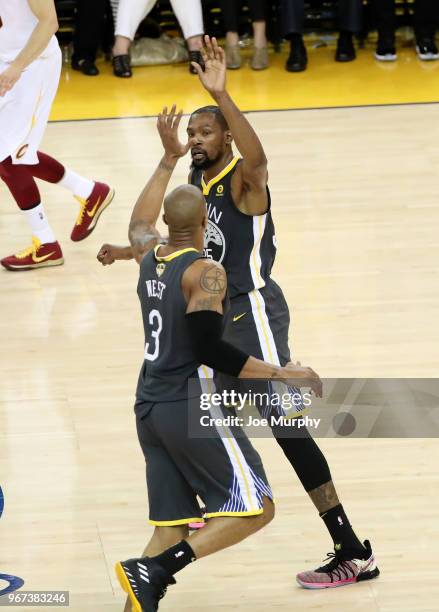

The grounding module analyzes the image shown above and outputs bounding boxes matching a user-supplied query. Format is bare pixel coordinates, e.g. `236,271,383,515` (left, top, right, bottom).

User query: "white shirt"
0,0,58,63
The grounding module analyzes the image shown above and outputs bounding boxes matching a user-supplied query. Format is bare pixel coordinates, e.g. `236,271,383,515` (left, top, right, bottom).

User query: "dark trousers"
72,0,108,62
373,0,438,40
281,0,363,36
220,0,267,32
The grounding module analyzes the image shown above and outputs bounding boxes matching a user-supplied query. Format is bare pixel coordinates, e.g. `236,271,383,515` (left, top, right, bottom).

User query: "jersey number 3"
144,309,163,362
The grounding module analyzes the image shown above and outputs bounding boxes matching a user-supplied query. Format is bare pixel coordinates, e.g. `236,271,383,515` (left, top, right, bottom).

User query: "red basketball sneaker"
1,236,64,271
71,182,115,242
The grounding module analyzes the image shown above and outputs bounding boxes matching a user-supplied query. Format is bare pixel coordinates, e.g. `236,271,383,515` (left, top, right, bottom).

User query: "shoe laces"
74,196,87,226
317,551,355,581
16,236,41,259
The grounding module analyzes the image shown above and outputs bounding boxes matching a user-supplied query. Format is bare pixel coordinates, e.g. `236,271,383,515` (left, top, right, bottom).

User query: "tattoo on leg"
308,481,340,513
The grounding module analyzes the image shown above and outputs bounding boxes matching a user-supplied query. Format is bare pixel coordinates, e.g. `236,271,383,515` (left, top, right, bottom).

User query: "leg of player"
117,497,274,612
30,151,115,242
0,157,63,271
0,153,114,270
276,435,379,588
122,526,189,612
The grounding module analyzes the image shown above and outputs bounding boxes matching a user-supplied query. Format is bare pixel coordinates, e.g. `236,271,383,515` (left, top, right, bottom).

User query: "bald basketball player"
115,169,323,611
100,36,379,590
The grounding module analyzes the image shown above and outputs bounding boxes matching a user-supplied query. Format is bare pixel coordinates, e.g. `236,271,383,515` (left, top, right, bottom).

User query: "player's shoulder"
183,258,227,293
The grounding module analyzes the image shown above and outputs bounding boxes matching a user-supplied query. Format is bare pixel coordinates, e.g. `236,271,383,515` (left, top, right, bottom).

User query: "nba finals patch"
156,262,166,277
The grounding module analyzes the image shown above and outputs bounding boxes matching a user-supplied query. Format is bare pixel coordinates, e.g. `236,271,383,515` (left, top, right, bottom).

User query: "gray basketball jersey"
190,156,277,298
135,245,204,403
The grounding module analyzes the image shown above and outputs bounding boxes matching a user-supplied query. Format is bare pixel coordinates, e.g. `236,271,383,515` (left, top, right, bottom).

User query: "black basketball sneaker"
115,557,176,612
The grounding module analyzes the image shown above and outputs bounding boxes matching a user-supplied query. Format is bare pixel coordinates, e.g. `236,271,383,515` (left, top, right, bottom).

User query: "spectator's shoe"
416,38,439,61
286,36,307,72
251,47,269,70
113,54,132,78
335,31,356,62
71,182,115,242
189,50,204,74
225,44,242,69
296,540,380,589
115,557,176,612
72,58,99,76
1,237,64,271
375,36,397,61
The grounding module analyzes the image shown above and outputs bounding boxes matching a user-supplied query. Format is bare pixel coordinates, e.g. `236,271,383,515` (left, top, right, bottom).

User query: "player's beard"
191,152,221,170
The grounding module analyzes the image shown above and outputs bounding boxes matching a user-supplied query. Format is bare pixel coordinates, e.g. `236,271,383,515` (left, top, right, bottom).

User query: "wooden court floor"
1,103,439,611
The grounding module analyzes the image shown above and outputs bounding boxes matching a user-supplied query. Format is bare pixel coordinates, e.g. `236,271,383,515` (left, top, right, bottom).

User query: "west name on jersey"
145,279,166,300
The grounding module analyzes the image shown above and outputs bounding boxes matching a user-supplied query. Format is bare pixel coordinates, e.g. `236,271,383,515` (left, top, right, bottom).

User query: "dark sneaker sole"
71,187,115,242
115,561,142,612
297,566,380,589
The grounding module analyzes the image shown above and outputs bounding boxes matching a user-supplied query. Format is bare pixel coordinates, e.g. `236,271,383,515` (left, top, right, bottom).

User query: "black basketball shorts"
220,278,305,419
135,399,273,526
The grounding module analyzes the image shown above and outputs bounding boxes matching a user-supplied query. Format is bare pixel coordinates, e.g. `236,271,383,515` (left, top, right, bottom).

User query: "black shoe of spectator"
286,36,307,72
375,35,397,61
113,55,132,78
336,31,356,62
416,38,439,61
72,58,99,76
189,50,204,74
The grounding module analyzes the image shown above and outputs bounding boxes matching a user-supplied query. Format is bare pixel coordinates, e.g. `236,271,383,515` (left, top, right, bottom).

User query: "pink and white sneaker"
296,540,379,589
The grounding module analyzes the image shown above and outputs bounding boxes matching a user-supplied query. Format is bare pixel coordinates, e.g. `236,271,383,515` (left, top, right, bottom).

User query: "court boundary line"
49,99,439,124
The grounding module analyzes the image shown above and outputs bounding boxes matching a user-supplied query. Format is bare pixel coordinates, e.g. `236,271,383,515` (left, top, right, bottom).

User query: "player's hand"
0,64,21,97
283,362,323,398
157,104,190,160
191,36,226,96
97,244,118,265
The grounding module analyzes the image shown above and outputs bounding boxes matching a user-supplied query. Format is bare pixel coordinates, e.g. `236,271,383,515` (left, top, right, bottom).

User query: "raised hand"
191,35,226,96
157,104,190,160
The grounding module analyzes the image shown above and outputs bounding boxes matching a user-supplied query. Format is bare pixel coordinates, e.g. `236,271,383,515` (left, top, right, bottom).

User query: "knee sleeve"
275,428,332,492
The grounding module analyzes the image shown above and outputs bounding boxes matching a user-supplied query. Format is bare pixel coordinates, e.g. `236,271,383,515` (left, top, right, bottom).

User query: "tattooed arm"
183,260,322,391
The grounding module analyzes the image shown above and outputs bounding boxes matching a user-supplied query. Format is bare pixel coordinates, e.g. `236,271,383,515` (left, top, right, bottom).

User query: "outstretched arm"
130,105,188,228
97,106,188,266
191,36,268,215
127,105,192,263
184,260,322,395
0,0,58,96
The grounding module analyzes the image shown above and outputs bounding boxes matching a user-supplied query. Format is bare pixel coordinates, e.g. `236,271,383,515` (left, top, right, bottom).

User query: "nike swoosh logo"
86,196,102,218
32,251,56,263
233,312,247,322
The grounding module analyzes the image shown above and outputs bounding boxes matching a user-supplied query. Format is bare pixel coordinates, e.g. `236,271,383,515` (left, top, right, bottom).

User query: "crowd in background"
65,0,439,77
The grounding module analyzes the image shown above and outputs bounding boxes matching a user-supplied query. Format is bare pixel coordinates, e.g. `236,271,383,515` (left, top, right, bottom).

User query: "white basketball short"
0,47,61,165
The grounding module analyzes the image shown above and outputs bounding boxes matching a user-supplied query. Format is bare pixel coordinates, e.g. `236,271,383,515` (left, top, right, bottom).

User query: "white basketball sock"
58,169,94,200
22,203,56,244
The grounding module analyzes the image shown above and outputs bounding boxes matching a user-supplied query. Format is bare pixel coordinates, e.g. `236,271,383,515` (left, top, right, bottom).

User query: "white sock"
58,168,94,200
22,203,56,244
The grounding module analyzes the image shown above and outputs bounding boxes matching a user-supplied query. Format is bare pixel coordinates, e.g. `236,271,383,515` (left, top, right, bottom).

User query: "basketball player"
116,164,323,610
99,36,379,589
0,0,114,271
